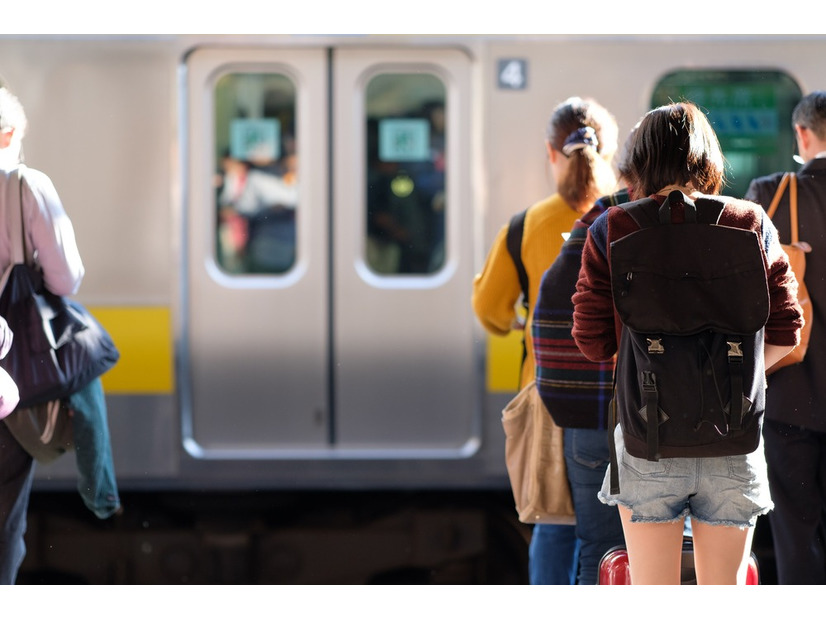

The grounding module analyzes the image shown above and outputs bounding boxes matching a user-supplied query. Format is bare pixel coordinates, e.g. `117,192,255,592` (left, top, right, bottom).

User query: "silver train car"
0,33,823,584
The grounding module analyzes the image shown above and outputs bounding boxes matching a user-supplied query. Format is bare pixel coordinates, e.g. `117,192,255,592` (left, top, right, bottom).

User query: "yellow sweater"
472,193,581,389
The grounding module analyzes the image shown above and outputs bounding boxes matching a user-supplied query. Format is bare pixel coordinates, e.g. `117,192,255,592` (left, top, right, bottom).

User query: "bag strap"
766,172,799,245
766,172,798,244
7,167,27,265
608,377,620,494
791,173,799,244
505,209,529,382
623,191,726,229
506,209,529,312
0,168,26,294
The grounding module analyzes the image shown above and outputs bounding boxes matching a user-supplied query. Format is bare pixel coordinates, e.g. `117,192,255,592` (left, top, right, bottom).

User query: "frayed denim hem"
689,503,773,529
600,494,691,524
600,490,772,528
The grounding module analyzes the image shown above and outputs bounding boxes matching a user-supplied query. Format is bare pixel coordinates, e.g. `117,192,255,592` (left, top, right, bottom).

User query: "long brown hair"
546,97,618,210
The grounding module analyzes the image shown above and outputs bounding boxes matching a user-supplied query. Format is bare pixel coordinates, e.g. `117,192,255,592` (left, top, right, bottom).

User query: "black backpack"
607,191,770,490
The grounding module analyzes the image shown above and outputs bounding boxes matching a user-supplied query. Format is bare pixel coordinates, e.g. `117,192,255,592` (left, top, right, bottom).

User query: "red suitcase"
598,537,760,584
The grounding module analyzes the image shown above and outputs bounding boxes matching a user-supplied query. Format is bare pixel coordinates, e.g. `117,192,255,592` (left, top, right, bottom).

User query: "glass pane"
214,73,297,274
651,70,802,199
365,73,446,275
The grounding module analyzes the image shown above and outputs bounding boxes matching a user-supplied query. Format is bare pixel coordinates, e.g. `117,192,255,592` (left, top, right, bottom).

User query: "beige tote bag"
502,380,576,525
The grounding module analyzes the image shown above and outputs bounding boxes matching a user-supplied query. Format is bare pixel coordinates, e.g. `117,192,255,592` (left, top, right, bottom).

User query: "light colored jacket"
0,165,84,296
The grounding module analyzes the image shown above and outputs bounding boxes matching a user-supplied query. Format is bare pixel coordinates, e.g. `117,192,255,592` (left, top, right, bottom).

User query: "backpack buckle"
646,338,665,354
642,371,657,392
727,340,744,362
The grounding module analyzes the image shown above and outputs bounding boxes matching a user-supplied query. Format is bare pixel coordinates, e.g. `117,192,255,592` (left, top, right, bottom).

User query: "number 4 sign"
497,59,528,90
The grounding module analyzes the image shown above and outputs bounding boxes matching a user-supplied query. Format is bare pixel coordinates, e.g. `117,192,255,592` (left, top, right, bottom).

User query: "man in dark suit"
745,90,826,585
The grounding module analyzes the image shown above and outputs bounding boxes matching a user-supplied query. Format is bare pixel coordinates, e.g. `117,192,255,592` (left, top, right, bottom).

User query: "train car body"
0,33,822,583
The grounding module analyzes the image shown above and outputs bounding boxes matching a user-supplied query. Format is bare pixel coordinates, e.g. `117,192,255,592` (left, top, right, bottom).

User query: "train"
0,33,823,584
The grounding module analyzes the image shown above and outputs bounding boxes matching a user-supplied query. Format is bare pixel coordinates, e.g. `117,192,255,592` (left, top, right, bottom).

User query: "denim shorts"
598,425,773,528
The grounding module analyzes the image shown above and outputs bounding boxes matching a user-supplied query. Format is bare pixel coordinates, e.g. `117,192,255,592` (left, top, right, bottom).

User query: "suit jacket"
746,157,826,431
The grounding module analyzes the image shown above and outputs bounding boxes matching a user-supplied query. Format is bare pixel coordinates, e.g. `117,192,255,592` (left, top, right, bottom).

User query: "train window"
365,73,446,275
213,72,297,275
651,70,802,199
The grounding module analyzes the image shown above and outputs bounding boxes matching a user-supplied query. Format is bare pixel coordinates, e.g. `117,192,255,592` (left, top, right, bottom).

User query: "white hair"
0,87,28,138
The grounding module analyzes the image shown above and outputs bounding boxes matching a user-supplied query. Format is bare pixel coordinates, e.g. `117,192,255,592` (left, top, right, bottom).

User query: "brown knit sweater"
572,193,803,362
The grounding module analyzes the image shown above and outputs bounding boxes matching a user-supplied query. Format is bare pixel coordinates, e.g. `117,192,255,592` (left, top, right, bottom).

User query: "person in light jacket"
0,86,86,585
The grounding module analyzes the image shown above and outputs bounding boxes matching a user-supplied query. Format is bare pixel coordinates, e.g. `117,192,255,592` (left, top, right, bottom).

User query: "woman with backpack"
571,102,803,584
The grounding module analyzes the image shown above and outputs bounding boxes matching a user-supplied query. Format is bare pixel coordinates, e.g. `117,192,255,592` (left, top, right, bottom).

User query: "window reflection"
214,73,297,274
651,70,801,198
366,74,446,275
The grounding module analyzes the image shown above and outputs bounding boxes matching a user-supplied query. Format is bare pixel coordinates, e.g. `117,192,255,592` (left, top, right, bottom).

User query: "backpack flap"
610,193,770,336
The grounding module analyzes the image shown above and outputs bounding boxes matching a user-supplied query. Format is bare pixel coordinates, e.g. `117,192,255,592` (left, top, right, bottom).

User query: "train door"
182,46,477,458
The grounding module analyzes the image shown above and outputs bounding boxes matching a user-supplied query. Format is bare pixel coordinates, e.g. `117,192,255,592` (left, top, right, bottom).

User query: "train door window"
651,70,802,198
365,73,446,275
214,72,298,275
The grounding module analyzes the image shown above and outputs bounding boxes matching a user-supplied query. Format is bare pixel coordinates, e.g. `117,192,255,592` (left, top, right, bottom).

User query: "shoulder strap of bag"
766,172,790,219
506,209,529,311
7,167,27,265
623,191,725,229
506,209,529,381
0,168,26,294
766,172,798,244
790,173,799,244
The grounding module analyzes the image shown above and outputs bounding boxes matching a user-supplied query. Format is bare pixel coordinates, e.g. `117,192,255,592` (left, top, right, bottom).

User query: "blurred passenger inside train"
411,101,446,271
572,101,801,584
0,86,91,585
366,104,446,276
745,90,826,585
472,96,619,584
531,126,640,584
216,145,297,274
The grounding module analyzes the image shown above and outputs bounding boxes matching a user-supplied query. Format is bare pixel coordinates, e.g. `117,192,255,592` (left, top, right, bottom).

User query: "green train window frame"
651,70,803,199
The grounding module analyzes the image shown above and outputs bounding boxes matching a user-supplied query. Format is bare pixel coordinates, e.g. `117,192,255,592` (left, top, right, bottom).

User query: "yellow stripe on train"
88,306,174,394
486,331,522,393
90,306,525,395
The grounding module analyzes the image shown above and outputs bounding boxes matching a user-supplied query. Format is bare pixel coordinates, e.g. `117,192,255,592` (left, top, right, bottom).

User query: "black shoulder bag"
0,168,119,460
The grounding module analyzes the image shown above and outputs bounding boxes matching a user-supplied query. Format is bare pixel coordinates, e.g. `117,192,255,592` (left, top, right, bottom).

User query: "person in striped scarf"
531,128,635,584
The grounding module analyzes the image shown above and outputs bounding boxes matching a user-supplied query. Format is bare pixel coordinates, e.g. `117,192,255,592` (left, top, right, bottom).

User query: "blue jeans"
528,523,579,585
68,378,121,519
0,420,35,585
565,427,625,584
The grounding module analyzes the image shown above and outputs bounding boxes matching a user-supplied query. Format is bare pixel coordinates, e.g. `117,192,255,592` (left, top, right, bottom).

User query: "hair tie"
562,126,599,156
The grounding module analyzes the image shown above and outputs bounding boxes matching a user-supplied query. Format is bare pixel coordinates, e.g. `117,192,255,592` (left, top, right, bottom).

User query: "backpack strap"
506,209,529,379
608,376,620,494
506,210,529,312
727,338,745,431
622,191,726,229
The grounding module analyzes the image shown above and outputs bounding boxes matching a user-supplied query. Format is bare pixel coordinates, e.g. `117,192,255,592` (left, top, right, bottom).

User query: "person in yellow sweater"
472,96,618,584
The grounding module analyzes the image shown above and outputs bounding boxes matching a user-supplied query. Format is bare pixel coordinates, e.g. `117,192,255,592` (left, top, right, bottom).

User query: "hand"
0,316,12,359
